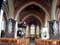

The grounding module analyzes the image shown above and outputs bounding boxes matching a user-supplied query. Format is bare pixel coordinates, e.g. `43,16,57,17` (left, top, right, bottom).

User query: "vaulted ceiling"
57,0,60,8
3,0,60,18
14,0,52,15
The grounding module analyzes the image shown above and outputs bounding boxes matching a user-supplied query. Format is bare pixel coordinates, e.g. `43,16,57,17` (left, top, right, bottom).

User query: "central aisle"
29,38,35,45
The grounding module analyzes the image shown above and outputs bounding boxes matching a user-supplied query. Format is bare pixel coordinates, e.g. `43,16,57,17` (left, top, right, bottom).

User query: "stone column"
49,0,58,38
36,25,40,38
14,21,18,38
41,14,50,39
44,14,49,27
0,9,4,37
59,20,60,34
51,0,57,20
8,0,14,19
25,25,29,38
0,0,7,37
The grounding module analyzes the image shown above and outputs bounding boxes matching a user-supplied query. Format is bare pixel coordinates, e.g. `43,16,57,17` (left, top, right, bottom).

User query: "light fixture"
3,0,6,2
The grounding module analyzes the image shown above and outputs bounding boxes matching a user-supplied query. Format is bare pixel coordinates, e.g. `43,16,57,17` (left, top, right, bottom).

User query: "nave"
0,0,60,45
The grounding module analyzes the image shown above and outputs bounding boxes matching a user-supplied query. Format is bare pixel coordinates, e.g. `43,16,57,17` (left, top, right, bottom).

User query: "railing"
35,38,60,45
0,38,29,45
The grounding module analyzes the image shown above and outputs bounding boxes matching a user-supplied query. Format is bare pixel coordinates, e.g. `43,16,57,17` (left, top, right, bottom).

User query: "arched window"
30,24,35,35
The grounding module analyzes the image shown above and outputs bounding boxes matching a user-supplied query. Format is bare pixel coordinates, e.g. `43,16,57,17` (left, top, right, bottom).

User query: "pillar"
49,0,58,36
25,25,29,38
41,14,50,39
51,0,57,20
59,19,60,34
8,0,14,19
57,9,60,34
36,25,40,38
51,0,58,35
0,9,4,37
44,14,49,27
14,21,18,38
0,0,7,37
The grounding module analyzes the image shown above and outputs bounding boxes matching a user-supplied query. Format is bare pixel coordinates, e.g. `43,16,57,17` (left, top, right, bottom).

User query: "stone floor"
29,38,35,45
29,40,35,45
30,41,35,45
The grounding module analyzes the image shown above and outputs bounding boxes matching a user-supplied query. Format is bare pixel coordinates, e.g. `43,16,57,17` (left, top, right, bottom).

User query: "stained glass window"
30,24,35,35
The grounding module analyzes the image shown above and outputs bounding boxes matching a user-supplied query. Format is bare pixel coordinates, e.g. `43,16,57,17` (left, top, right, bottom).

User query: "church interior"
0,0,60,45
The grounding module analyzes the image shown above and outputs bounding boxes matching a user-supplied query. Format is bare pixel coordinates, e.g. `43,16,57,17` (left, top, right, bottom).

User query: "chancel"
0,0,60,45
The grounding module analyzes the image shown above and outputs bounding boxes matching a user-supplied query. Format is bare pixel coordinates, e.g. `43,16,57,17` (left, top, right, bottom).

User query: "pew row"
0,38,29,45
35,38,60,45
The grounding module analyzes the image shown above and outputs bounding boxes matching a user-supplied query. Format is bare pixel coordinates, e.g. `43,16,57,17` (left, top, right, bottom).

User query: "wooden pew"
50,40,58,45
35,38,59,45
1,38,60,45
0,38,29,45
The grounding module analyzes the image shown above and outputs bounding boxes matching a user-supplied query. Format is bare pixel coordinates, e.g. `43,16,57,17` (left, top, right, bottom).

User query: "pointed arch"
21,13,43,27
15,2,49,20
